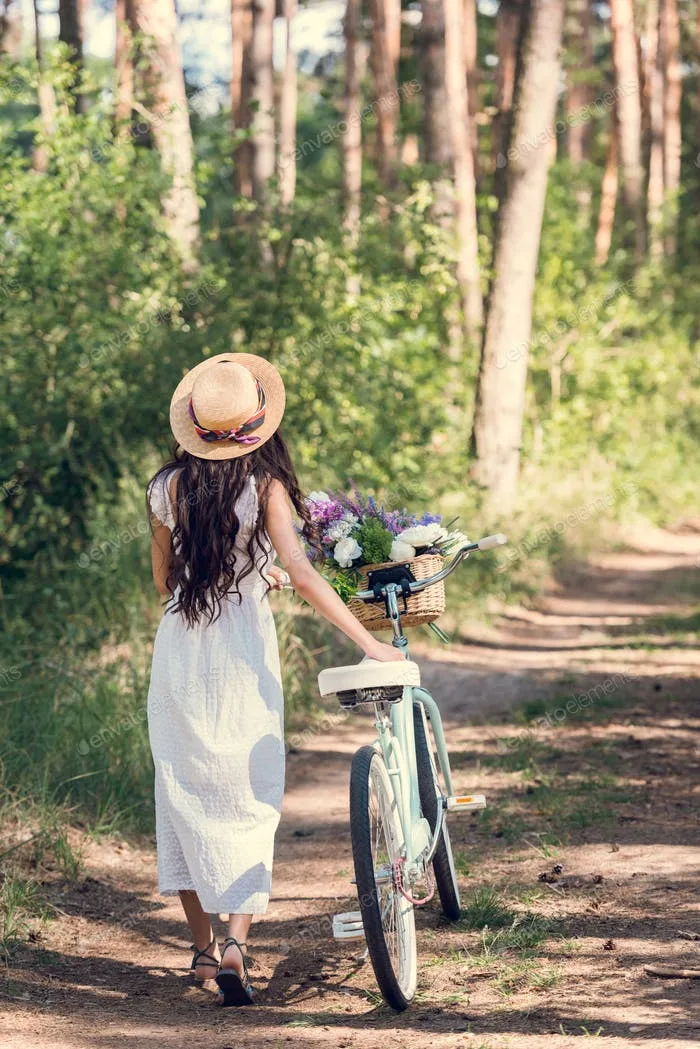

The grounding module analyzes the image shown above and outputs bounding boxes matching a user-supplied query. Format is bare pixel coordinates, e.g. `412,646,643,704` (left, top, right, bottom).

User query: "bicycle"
317,533,508,1011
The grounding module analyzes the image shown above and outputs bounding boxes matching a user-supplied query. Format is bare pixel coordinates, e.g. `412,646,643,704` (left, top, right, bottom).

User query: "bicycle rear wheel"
413,703,461,921
349,745,417,1011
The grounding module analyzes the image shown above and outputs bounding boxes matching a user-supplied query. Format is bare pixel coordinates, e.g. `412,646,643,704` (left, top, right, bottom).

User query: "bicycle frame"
370,585,455,883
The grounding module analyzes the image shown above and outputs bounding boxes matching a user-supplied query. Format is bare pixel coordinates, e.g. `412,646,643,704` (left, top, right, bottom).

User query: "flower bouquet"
305,488,468,630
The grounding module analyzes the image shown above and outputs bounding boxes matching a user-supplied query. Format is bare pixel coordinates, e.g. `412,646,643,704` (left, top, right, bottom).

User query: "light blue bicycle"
318,533,507,1011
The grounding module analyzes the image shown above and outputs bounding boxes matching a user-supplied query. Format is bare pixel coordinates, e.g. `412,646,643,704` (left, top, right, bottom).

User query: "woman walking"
146,352,402,1006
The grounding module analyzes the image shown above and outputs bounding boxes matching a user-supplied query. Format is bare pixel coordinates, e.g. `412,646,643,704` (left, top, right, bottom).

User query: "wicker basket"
348,553,445,632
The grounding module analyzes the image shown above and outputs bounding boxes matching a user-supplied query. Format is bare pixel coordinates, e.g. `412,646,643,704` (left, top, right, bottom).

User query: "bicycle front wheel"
349,745,417,1011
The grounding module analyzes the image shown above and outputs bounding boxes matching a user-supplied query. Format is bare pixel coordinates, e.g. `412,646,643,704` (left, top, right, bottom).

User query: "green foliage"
330,568,361,603
354,517,393,565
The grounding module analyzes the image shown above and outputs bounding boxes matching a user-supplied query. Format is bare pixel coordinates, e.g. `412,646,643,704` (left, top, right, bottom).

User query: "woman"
146,352,402,1006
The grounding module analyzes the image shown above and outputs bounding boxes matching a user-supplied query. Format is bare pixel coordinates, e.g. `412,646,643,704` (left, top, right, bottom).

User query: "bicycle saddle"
318,659,421,708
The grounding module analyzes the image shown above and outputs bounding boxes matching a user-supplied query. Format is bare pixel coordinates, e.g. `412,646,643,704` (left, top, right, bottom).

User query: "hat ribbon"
188,379,266,444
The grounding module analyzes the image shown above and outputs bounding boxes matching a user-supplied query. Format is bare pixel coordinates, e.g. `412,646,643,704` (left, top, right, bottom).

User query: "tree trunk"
564,0,594,164
472,0,564,510
493,0,526,174
32,0,56,173
421,0,451,166
0,0,23,57
444,0,483,338
595,111,618,263
231,0,253,198
609,0,645,255
250,0,275,204
58,0,85,112
369,0,400,188
132,0,200,262
463,0,480,178
278,0,297,206
386,0,401,67
115,0,135,131
660,0,681,254
646,0,664,258
343,0,363,245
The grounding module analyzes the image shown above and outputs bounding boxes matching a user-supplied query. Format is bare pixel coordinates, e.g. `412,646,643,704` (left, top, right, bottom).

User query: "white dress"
146,469,285,915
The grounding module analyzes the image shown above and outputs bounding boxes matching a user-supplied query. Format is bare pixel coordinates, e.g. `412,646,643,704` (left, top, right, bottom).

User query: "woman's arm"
149,471,179,598
264,479,404,662
151,522,172,597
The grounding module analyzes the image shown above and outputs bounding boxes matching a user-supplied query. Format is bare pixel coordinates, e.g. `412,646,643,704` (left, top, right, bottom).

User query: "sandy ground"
1,523,699,1049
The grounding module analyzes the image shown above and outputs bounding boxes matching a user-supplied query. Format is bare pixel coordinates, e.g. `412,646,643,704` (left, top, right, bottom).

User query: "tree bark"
463,0,480,177
58,0,85,112
231,0,253,198
444,0,483,339
493,0,526,175
472,0,564,509
250,0,275,204
421,0,451,166
132,0,200,262
0,0,22,57
595,111,618,263
609,0,645,255
369,0,400,188
32,0,56,173
115,0,135,131
646,0,664,258
343,0,363,245
660,0,681,254
278,0,297,205
564,0,594,164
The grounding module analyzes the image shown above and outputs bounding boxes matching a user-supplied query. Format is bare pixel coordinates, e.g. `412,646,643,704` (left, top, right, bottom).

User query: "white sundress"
146,469,285,915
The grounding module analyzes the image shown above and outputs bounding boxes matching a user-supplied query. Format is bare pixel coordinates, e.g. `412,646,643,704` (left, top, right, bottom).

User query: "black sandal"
190,939,219,984
215,936,254,1006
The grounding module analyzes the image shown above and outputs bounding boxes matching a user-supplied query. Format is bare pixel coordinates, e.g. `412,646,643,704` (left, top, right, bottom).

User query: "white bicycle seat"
318,658,420,697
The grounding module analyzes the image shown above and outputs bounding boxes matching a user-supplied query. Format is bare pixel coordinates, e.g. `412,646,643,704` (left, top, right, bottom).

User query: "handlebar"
353,533,508,603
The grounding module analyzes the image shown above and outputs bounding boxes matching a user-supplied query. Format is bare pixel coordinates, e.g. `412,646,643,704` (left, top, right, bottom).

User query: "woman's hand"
364,640,406,662
267,565,291,591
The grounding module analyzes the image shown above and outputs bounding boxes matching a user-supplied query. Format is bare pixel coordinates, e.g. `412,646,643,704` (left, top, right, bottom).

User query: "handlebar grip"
477,533,508,551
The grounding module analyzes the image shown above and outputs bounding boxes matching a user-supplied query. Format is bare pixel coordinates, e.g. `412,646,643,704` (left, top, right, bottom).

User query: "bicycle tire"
413,703,461,921
349,745,417,1010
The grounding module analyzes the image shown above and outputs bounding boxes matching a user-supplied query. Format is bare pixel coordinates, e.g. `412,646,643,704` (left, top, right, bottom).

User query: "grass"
459,887,515,931
0,874,49,958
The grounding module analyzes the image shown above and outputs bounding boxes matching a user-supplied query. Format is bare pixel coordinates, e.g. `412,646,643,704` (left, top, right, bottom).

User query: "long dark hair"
148,432,318,627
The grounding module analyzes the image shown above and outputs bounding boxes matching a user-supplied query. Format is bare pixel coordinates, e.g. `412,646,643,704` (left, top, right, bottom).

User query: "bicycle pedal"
445,793,487,812
332,911,365,941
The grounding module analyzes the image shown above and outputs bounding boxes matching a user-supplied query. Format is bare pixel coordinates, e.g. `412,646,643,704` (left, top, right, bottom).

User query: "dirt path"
2,525,699,1049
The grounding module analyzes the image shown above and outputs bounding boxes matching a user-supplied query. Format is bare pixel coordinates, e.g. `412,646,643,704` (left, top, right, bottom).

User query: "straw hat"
170,352,286,460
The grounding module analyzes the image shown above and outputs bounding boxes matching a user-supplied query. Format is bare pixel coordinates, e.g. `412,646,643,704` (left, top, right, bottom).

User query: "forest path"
2,524,699,1049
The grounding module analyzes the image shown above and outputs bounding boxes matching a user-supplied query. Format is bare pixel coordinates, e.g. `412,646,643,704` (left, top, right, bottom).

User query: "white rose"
396,523,447,549
308,490,331,503
334,536,362,568
390,539,416,562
